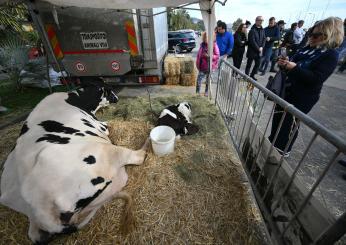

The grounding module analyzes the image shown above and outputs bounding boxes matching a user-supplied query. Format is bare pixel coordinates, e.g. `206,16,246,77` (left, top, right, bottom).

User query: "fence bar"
232,79,245,132
281,150,341,237
315,212,346,245
216,59,346,245
244,96,267,166
235,84,249,142
249,104,275,176
214,62,222,105
219,59,346,152
238,89,259,149
271,133,318,216
261,124,300,199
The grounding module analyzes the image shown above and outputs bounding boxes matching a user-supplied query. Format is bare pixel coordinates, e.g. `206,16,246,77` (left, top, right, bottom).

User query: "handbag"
265,70,287,100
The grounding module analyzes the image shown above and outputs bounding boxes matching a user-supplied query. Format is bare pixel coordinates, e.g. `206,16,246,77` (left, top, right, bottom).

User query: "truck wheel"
186,49,193,53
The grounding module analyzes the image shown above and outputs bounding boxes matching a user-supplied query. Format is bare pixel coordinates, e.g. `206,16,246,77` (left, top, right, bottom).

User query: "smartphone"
280,47,287,58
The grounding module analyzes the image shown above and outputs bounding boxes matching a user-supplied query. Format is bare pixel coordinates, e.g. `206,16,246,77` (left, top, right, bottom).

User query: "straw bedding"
0,96,263,244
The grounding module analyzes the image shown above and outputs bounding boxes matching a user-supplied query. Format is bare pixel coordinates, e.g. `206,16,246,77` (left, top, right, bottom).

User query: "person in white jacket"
293,20,305,44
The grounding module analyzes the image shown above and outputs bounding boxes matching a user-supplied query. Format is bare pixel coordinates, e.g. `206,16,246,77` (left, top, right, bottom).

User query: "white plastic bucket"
150,126,176,156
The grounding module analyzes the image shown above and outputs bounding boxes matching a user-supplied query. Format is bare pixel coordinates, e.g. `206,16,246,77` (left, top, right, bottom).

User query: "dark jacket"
286,47,339,109
282,29,295,48
246,24,266,59
264,25,280,48
232,31,247,55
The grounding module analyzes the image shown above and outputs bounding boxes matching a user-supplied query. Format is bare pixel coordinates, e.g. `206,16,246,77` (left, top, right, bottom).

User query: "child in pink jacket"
196,32,220,96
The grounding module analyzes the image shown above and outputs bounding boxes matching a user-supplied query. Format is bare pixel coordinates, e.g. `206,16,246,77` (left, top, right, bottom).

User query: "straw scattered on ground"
0,96,263,245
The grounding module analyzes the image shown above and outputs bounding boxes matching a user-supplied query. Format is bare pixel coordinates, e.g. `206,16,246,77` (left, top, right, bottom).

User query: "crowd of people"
195,16,345,175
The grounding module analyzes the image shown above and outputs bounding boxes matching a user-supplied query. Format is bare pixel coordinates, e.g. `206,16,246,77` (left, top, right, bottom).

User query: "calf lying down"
0,80,148,244
158,102,199,136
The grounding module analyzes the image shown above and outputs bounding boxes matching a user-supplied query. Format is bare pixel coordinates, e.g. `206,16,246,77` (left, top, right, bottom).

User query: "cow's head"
65,77,118,115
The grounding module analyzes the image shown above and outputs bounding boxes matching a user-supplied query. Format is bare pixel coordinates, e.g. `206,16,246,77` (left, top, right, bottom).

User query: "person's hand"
259,47,263,52
277,57,296,70
266,37,270,41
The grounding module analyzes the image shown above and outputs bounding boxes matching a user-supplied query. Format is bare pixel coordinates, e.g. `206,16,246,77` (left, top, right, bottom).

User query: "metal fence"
215,59,346,245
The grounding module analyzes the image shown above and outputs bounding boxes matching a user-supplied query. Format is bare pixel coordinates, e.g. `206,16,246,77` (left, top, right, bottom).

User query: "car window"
168,32,195,39
182,32,194,38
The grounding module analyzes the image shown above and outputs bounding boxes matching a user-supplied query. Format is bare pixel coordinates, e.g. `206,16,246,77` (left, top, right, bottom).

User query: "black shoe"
260,71,265,76
250,76,257,81
338,159,346,168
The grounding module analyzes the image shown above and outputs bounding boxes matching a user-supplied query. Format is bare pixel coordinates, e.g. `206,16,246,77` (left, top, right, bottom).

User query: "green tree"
168,9,196,31
196,20,205,31
232,18,243,32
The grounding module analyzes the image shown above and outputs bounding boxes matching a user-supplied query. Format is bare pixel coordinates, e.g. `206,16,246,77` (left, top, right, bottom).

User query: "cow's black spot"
91,177,105,185
19,122,29,136
83,155,96,164
61,225,77,234
75,132,85,136
36,134,70,144
81,119,95,129
85,130,98,136
38,120,80,135
83,122,95,128
75,180,112,210
60,211,74,224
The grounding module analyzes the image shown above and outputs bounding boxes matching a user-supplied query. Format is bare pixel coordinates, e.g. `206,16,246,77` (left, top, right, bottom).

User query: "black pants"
269,94,318,153
245,56,260,77
232,49,245,69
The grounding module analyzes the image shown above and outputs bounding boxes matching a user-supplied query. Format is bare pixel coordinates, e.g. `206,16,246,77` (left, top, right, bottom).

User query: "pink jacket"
196,41,220,72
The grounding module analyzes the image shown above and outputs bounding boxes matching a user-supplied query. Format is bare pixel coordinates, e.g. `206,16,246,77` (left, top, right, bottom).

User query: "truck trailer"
29,1,168,84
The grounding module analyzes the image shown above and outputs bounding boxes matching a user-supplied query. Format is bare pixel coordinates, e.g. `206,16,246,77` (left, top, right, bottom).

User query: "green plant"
0,34,46,91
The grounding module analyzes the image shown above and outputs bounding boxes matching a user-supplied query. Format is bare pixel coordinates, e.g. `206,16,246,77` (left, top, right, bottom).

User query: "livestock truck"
29,1,168,84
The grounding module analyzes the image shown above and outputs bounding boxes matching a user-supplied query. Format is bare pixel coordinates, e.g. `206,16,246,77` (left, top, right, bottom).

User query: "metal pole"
27,0,65,83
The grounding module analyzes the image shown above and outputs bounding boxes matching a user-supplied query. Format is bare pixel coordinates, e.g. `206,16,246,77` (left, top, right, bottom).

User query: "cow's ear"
185,123,199,135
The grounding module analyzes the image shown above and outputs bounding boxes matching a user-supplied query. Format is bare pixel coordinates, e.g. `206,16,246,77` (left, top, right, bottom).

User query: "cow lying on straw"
0,79,148,244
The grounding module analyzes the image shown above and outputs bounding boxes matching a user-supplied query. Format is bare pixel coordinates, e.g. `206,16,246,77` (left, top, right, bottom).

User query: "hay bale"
179,56,195,74
164,56,181,77
165,75,180,85
180,71,197,86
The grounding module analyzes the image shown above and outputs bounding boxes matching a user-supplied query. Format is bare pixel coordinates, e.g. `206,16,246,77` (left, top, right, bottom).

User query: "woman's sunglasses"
308,32,325,39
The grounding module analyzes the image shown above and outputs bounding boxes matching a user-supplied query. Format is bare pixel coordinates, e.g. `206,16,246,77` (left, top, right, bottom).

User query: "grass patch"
0,82,68,124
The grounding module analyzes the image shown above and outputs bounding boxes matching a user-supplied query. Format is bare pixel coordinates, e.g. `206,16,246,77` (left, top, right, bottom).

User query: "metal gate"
215,59,346,245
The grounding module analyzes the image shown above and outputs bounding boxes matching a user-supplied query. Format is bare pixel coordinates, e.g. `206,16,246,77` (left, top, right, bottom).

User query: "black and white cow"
0,79,148,244
157,102,199,136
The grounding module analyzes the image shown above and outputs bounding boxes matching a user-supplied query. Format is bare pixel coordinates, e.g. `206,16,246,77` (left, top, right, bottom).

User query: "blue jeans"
259,47,273,73
196,71,208,94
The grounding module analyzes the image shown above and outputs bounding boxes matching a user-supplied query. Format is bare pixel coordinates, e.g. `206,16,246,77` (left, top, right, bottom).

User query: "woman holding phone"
269,17,344,156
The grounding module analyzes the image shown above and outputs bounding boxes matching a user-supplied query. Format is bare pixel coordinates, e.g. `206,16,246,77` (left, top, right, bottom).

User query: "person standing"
281,22,298,57
232,23,247,69
292,20,305,54
269,17,344,156
195,32,220,96
216,21,234,59
245,16,266,80
259,17,280,75
270,20,286,72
